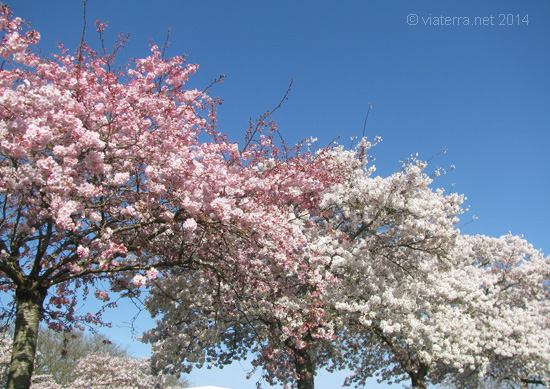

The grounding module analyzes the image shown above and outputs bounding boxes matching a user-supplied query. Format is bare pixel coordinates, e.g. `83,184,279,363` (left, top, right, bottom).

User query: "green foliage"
0,326,192,388
34,327,128,385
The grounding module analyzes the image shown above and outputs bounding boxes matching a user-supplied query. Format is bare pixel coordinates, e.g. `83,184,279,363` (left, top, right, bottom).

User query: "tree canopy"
0,4,548,389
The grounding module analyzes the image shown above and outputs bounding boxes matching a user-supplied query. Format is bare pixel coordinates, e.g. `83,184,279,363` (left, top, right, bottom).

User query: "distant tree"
1,328,191,388
70,353,178,389
34,328,128,385
162,374,191,389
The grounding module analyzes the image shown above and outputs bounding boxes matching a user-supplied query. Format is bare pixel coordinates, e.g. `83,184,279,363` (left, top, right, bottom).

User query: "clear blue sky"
8,1,550,388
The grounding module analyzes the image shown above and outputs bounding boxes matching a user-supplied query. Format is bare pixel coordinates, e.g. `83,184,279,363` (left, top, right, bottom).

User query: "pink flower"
101,243,128,260
146,267,158,280
132,274,147,287
94,290,110,302
77,246,90,259
182,218,197,232
112,172,130,186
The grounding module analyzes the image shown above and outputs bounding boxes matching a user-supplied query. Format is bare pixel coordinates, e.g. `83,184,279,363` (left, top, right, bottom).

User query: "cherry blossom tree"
0,5,339,388
431,234,550,389
308,147,463,389
142,143,352,389
69,353,180,389
331,232,549,388
315,149,550,388
141,141,459,388
143,140,550,389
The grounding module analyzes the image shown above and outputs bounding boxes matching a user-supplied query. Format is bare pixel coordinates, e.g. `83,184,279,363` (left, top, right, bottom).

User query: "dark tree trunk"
6,284,47,389
409,363,429,389
295,347,315,389
411,374,428,389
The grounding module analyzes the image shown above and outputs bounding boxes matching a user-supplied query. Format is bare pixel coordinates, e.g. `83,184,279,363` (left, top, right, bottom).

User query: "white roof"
185,387,233,389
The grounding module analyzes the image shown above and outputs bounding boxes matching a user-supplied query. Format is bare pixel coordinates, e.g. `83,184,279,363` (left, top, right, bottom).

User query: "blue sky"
7,0,550,388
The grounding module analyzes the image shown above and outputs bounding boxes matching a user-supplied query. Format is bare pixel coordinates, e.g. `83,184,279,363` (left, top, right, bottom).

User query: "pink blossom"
66,263,83,274
132,274,147,287
182,218,197,232
80,130,105,149
76,246,89,259
146,267,159,280
101,243,128,260
94,290,110,302
111,172,129,186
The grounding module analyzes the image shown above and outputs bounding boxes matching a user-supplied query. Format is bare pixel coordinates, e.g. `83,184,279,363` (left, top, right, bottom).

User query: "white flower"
182,218,197,232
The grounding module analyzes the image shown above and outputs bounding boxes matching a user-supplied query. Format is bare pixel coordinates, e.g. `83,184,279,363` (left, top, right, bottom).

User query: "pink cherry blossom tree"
0,6,340,388
141,144,353,389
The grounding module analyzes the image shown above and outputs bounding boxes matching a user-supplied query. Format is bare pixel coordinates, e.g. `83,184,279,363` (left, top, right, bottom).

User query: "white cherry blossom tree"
317,149,550,389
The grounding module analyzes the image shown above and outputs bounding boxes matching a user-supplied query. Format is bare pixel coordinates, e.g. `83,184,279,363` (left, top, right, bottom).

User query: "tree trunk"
411,375,428,389
6,284,47,389
295,347,315,389
409,364,429,389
